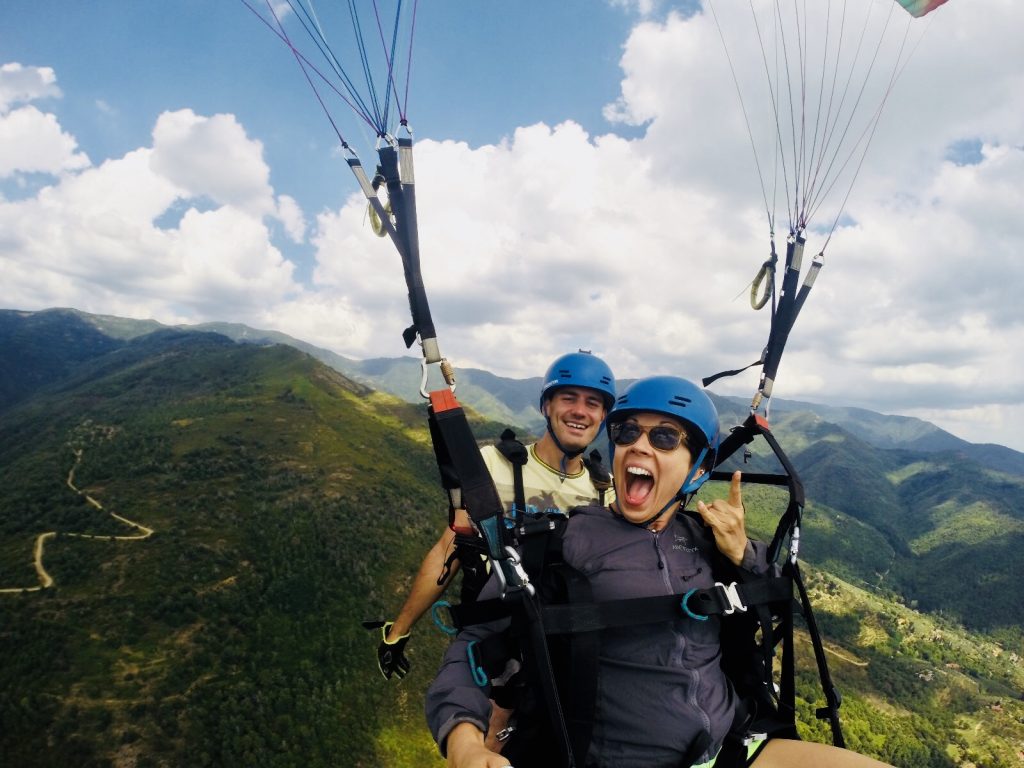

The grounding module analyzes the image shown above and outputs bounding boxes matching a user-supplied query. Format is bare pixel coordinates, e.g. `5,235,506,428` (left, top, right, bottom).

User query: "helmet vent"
669,395,693,407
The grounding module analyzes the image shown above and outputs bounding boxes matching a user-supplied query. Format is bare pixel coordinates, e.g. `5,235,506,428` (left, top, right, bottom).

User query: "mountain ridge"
4,307,1020,475
2,314,1023,766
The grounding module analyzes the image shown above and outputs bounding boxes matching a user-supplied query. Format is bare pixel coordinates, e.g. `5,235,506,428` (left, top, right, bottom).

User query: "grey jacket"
425,504,771,767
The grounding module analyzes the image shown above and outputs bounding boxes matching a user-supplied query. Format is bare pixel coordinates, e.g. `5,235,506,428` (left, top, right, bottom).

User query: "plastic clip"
466,640,488,687
681,588,710,622
715,581,748,615
431,600,457,636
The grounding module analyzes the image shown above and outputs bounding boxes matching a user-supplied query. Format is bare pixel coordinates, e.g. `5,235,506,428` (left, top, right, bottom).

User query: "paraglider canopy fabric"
898,0,949,18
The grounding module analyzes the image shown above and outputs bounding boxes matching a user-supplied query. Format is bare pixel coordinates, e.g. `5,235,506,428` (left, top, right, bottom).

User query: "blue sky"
1,1,639,248
2,1,1023,450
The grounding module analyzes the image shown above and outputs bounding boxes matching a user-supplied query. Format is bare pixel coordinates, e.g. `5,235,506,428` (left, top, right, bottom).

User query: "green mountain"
0,331,455,766
2,308,1023,766
11,308,1022,475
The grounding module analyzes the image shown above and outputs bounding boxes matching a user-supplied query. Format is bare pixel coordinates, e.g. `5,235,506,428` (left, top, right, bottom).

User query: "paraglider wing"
896,0,950,18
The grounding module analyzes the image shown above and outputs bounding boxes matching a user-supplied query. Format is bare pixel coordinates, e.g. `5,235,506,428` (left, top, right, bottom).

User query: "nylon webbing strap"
496,429,528,520
701,232,822,402
544,578,793,634
792,560,845,747
427,390,508,559
711,414,804,566
446,578,793,636
758,233,822,402
583,450,612,506
711,412,844,747
512,595,577,767
377,141,438,354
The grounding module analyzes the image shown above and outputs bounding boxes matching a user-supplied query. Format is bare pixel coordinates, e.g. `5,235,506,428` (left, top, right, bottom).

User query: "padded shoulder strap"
496,428,528,520
582,449,612,505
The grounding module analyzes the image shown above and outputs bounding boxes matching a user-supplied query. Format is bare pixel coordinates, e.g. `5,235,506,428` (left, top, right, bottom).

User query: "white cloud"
149,109,275,217
0,63,61,114
227,0,1024,453
907,403,1024,450
2,0,1023,450
0,102,302,326
259,292,373,356
0,105,90,177
0,64,88,177
276,194,306,243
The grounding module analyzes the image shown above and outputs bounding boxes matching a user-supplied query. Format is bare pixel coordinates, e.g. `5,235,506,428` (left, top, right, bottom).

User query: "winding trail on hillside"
823,644,869,667
0,449,154,594
795,628,870,668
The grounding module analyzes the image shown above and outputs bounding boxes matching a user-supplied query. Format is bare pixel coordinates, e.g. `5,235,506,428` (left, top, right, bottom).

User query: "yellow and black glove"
362,620,411,680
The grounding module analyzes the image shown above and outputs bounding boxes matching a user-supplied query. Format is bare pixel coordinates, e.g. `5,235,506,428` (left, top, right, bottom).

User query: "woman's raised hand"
695,470,748,566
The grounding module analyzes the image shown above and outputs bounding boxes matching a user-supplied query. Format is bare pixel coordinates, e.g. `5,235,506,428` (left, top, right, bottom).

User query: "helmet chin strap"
543,403,587,479
636,494,684,530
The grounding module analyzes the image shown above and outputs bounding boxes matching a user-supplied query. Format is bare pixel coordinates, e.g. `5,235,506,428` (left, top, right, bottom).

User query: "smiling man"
368,351,616,683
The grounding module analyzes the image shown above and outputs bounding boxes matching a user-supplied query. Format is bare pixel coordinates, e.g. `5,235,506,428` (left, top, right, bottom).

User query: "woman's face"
612,412,696,527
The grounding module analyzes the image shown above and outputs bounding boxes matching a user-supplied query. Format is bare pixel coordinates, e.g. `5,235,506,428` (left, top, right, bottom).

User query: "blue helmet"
539,351,616,411
607,375,719,495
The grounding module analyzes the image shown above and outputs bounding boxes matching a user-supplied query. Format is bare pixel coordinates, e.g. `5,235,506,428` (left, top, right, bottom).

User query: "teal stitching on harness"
431,599,457,636
681,588,710,621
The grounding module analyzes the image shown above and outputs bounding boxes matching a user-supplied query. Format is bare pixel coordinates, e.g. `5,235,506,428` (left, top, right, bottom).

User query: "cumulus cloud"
0,105,91,177
0,64,89,177
0,63,61,114
2,0,1022,449
0,85,302,327
150,109,276,217
180,0,1024,448
276,194,306,243
579,0,1022,447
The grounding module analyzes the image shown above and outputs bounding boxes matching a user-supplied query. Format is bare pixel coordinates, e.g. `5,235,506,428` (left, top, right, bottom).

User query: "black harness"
438,414,845,767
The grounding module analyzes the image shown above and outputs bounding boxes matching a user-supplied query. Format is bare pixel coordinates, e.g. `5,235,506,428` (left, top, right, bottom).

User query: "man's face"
543,386,608,452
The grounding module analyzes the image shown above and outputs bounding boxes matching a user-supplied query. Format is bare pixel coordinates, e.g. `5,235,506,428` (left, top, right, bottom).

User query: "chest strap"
442,575,793,636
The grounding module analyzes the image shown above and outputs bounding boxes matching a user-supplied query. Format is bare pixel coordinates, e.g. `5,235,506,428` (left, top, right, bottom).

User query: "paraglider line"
287,0,382,127
806,0,897,221
346,0,387,134
815,17,923,250
239,0,379,138
401,0,419,121
370,0,403,131
709,0,775,230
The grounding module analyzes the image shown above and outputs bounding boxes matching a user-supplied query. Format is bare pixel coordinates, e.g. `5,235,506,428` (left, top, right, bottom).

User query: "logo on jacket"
672,534,697,552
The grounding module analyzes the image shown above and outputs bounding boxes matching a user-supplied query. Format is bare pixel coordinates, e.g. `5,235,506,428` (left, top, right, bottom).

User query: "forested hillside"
1,312,1022,766
0,333,455,766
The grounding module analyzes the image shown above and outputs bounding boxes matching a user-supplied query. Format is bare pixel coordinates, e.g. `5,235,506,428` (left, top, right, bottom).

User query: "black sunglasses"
609,421,687,452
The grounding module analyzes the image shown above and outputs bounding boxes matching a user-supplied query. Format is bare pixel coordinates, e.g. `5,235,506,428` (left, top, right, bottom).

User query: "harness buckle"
494,546,536,600
715,581,748,615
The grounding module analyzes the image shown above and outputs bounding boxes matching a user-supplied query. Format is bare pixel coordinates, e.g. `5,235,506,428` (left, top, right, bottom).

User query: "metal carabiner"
419,356,457,399
494,546,535,600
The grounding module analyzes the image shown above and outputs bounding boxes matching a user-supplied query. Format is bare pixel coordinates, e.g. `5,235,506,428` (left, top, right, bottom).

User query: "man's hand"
362,620,411,680
695,470,749,566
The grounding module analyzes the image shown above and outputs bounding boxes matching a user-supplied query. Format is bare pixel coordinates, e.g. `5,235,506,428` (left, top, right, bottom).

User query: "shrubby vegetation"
1,333,1022,766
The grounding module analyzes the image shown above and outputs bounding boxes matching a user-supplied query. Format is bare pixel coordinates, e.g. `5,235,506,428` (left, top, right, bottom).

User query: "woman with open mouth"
428,376,894,768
